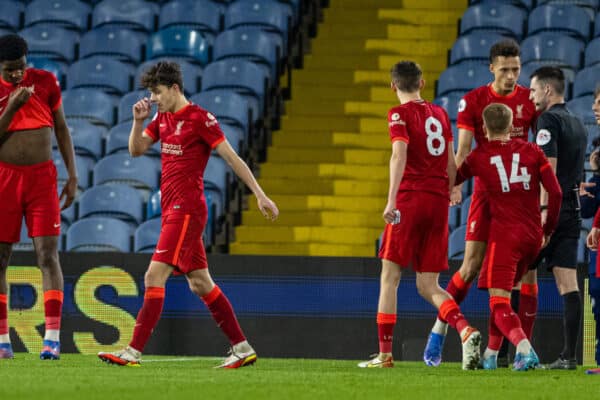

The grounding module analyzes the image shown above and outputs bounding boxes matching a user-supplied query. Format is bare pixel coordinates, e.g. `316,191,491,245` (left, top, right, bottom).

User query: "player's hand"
7,87,33,112
587,227,600,250
580,182,596,198
132,97,151,121
450,186,462,206
382,202,398,224
541,234,551,249
540,209,547,226
257,195,279,221
60,176,77,210
590,150,600,171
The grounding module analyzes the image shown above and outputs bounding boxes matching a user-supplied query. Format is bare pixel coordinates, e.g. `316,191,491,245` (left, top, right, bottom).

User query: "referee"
521,66,587,369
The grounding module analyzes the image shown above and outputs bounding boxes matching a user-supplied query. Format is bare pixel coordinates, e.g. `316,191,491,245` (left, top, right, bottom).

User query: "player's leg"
32,236,63,360
358,259,401,368
0,243,13,359
186,267,256,369
98,261,172,366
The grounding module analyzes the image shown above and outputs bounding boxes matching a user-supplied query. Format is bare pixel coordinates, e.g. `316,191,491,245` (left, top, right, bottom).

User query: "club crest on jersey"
536,129,551,146
174,120,184,135
516,104,523,119
469,220,477,233
458,99,466,113
205,112,218,127
388,112,405,127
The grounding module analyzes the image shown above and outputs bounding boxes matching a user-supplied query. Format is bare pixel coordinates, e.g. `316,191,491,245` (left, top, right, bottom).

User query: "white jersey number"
425,116,445,156
490,153,531,192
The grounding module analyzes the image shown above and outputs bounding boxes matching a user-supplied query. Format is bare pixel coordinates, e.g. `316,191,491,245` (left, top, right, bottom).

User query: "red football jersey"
457,140,562,238
0,68,61,131
457,84,536,146
388,99,453,199
145,103,225,215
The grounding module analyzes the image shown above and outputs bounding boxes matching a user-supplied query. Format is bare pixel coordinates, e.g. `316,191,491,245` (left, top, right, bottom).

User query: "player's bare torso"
0,126,53,165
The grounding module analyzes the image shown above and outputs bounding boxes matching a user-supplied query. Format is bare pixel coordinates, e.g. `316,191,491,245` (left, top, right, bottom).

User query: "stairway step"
303,54,379,70
388,25,457,40
247,194,384,212
317,23,388,39
329,0,412,8
379,9,464,24
266,148,389,164
260,163,388,180
271,131,389,149
311,39,454,56
292,69,441,87
258,178,387,196
281,115,360,131
289,86,371,102
241,210,383,228
234,226,382,245
229,242,375,257
401,0,467,9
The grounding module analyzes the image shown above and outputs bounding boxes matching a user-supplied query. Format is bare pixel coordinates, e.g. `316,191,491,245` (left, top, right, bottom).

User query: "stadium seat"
92,0,159,32
104,121,161,157
65,119,105,161
135,58,202,95
67,56,134,95
202,59,269,118
93,153,160,190
147,27,211,65
596,12,600,38
537,0,599,11
220,122,245,156
468,0,534,11
204,155,230,205
460,195,472,226
448,225,467,260
585,37,600,67
213,29,281,81
63,88,116,127
568,95,596,124
66,217,132,252
19,25,79,63
0,1,23,31
460,3,526,39
436,64,490,96
528,5,592,41
25,0,91,32
433,92,465,122
520,33,584,71
190,90,251,137
79,26,146,64
26,57,68,88
158,0,223,38
52,151,93,190
134,218,162,253
450,32,506,65
573,66,600,98
579,229,589,263
448,205,460,231
146,190,161,220
118,90,152,123
78,184,144,224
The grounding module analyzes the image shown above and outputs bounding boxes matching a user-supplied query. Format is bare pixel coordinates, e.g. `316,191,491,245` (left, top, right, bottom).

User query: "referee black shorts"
530,208,581,271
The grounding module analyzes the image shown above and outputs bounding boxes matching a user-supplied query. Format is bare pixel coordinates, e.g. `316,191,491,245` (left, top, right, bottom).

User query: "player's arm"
540,160,562,236
383,139,407,224
451,128,474,204
588,209,600,250
53,104,78,209
539,157,557,218
0,87,33,138
447,139,457,192
215,140,279,220
129,98,155,157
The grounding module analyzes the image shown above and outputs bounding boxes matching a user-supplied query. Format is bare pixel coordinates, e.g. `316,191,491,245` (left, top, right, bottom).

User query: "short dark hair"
489,39,520,63
483,103,513,134
530,66,565,96
390,61,422,92
140,61,183,91
0,34,28,62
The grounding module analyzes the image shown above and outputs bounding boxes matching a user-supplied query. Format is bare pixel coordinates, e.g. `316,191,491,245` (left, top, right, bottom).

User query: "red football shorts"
465,190,491,242
478,234,541,292
378,191,449,273
0,160,60,243
151,212,208,274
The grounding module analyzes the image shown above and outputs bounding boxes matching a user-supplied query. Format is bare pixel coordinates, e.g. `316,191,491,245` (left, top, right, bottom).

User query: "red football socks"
201,285,246,346
490,296,527,346
439,273,471,322
439,299,469,333
377,312,396,354
129,286,165,352
0,294,7,336
518,284,538,340
44,290,63,331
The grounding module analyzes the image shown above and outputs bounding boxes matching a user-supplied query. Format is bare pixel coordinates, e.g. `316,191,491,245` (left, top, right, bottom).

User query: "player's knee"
36,248,59,270
187,278,212,297
0,245,11,270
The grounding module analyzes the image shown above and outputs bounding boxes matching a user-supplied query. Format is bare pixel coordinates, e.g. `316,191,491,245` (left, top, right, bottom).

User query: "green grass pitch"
2,354,600,400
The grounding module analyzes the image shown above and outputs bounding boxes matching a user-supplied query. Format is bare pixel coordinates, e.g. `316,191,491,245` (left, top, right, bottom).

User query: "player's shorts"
465,190,490,242
378,191,449,273
151,212,208,274
530,207,581,270
0,160,60,243
478,233,541,292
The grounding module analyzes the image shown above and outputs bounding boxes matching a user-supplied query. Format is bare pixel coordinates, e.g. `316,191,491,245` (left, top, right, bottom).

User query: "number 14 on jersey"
490,153,531,192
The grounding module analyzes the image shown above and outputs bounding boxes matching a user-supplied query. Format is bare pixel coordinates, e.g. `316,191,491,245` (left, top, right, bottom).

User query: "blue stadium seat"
448,225,467,260
214,29,281,80
573,66,600,98
134,218,162,253
448,205,460,231
135,58,202,95
568,95,596,124
26,56,67,88
66,217,132,252
92,0,159,32
190,90,251,137
537,0,599,11
52,151,93,190
79,26,146,64
220,122,245,156
433,92,465,122
79,184,144,224
147,27,211,65
579,228,589,263
62,88,117,126
67,56,134,95
520,33,584,71
528,5,592,41
469,0,534,11
460,195,472,226
0,1,23,31
19,25,79,63
436,64,490,96
204,155,230,204
158,0,223,39
118,90,152,123
146,190,161,220
202,59,269,117
25,0,91,32
450,32,506,65
104,121,161,157
65,119,105,161
460,3,526,39
93,153,160,190
585,37,600,67
596,12,600,38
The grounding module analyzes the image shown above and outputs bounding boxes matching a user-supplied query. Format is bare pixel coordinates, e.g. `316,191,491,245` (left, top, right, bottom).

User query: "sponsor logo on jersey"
388,112,405,127
205,112,218,127
458,98,466,113
161,143,183,155
536,129,551,146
